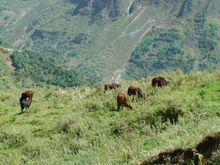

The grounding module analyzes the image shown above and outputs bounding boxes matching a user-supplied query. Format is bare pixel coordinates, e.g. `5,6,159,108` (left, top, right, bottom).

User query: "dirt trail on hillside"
110,17,179,82
0,46,13,54
111,22,156,83
110,7,155,83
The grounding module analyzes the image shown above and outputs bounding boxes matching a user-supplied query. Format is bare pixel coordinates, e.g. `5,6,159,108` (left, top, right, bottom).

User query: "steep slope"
0,0,219,85
126,0,220,79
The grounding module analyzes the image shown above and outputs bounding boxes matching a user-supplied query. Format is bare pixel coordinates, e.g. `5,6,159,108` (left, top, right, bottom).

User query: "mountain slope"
0,0,219,85
126,0,220,79
0,40,86,88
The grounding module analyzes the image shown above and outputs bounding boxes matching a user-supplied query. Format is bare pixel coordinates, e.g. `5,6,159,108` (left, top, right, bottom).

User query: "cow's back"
127,86,136,96
117,92,126,104
152,77,168,87
21,90,33,100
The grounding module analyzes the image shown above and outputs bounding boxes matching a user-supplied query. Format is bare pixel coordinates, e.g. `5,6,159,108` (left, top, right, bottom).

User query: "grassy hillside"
0,0,219,85
0,45,15,90
0,70,220,164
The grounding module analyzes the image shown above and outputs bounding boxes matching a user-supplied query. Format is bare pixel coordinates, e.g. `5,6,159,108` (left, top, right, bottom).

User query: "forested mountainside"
0,40,86,88
0,0,220,86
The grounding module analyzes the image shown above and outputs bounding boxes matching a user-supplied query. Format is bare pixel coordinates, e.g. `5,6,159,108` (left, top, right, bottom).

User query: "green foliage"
71,33,91,45
11,50,86,87
127,29,187,79
0,38,10,48
194,13,218,52
126,6,220,80
0,131,27,148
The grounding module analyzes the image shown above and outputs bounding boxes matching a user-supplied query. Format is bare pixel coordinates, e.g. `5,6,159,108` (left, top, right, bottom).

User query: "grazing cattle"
127,86,145,101
20,90,33,112
117,92,132,111
104,83,121,91
152,77,168,87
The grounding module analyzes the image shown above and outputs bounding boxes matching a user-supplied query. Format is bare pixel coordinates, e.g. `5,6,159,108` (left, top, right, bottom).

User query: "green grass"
0,46,15,91
0,71,220,164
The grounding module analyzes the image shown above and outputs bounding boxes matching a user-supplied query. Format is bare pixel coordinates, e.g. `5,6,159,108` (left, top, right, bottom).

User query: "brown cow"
127,86,145,101
20,90,33,112
152,77,168,87
104,83,121,91
117,92,132,111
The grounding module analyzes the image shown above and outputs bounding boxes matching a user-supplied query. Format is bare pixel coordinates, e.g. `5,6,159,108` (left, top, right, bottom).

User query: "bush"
56,115,76,133
23,142,47,159
0,131,27,148
157,103,184,124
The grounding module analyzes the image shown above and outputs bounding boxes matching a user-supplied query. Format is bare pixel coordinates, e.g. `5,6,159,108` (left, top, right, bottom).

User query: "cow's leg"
131,94,135,102
117,103,121,111
27,102,31,109
20,103,24,112
135,91,138,101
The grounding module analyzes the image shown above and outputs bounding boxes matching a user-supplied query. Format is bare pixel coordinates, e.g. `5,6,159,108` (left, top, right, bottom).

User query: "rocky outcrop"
177,0,193,18
69,0,126,22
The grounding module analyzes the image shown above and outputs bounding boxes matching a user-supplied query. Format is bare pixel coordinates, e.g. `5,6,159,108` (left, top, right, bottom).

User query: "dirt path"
11,5,34,26
0,46,13,54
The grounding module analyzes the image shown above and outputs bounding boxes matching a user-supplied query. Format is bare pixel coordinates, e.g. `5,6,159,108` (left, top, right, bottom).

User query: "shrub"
56,115,76,133
157,104,184,124
22,141,48,160
0,131,27,148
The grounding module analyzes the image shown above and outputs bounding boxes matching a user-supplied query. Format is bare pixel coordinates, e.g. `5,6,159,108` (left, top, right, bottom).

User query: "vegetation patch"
196,132,220,158
0,131,27,148
156,103,184,124
142,133,220,164
56,115,76,133
141,148,200,165
11,50,86,87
